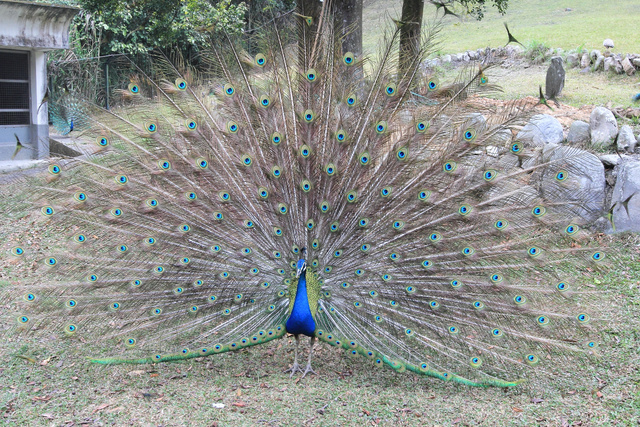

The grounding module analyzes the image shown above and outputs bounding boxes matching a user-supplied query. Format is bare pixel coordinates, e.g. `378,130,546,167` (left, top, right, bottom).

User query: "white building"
0,0,78,161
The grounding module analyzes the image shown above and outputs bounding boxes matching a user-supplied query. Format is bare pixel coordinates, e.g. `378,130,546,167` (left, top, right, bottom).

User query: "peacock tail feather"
2,9,611,388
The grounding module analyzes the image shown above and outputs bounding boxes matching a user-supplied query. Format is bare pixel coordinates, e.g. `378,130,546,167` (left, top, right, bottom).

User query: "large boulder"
609,160,640,232
566,120,590,145
516,114,564,146
617,125,637,153
539,145,606,222
589,107,618,148
545,56,565,100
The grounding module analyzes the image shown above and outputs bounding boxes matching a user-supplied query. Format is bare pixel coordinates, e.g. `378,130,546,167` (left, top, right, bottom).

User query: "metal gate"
0,50,30,161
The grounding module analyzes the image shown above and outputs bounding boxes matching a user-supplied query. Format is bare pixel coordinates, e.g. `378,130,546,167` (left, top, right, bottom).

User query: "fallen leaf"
40,414,54,420
232,401,246,407
512,407,523,412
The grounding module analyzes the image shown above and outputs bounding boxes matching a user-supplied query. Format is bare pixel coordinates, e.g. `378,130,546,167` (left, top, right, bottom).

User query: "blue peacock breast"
285,272,316,337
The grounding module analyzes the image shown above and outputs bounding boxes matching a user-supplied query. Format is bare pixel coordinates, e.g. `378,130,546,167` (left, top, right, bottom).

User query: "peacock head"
296,247,307,278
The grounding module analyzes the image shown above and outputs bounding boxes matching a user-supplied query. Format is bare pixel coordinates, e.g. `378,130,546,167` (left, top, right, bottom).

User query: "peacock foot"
284,362,303,378
301,363,317,379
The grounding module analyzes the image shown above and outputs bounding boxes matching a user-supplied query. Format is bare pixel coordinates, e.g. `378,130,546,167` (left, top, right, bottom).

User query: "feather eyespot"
186,119,197,130
565,224,579,235
385,83,397,96
303,109,314,123
532,206,546,217
300,145,311,158
443,161,457,173
271,132,282,145
463,128,476,142
483,169,497,181
343,52,355,65
255,53,266,67
306,69,317,81
175,78,187,90
513,295,527,305
227,121,239,133
416,120,429,133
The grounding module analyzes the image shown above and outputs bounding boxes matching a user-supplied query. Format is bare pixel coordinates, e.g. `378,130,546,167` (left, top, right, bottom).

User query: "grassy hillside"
363,0,640,56
363,0,640,108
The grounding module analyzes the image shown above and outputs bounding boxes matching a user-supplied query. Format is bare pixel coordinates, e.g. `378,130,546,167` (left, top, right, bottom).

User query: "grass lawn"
1,234,639,425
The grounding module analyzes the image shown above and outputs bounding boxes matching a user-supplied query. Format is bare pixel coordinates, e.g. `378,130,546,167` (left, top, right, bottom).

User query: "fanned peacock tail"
2,9,611,388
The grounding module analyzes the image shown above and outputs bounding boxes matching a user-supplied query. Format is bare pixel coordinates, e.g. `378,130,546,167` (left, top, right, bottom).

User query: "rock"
617,125,637,152
486,146,499,157
589,107,618,148
566,120,590,145
516,114,564,146
609,160,640,232
540,145,605,222
566,53,579,67
462,53,470,62
467,50,477,60
621,56,636,76
600,154,631,167
590,49,602,60
580,52,591,68
614,58,624,74
593,54,604,71
633,58,640,68
604,57,614,72
556,48,564,55
545,56,565,99
442,54,451,63
603,38,614,49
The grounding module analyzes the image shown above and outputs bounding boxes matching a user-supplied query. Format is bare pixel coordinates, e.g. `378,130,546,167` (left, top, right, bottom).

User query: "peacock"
1,7,611,389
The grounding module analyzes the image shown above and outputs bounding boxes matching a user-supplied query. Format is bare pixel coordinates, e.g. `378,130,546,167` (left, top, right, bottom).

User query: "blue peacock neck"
285,258,316,337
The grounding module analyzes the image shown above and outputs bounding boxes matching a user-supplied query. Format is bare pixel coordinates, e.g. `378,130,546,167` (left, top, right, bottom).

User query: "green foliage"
524,39,551,64
83,0,248,56
454,0,510,20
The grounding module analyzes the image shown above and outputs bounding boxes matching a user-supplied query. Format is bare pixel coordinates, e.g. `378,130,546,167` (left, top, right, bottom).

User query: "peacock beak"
296,267,302,278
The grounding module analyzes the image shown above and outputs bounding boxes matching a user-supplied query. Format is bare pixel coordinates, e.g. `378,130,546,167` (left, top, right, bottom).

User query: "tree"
398,0,511,74
336,0,363,56
398,0,424,76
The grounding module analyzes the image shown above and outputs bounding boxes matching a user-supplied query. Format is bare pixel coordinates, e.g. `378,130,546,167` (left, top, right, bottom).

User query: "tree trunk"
337,0,363,56
399,0,424,76
297,0,322,70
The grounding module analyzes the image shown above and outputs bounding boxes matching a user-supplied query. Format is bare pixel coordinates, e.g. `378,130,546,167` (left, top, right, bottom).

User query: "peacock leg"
284,334,302,377
301,336,317,378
